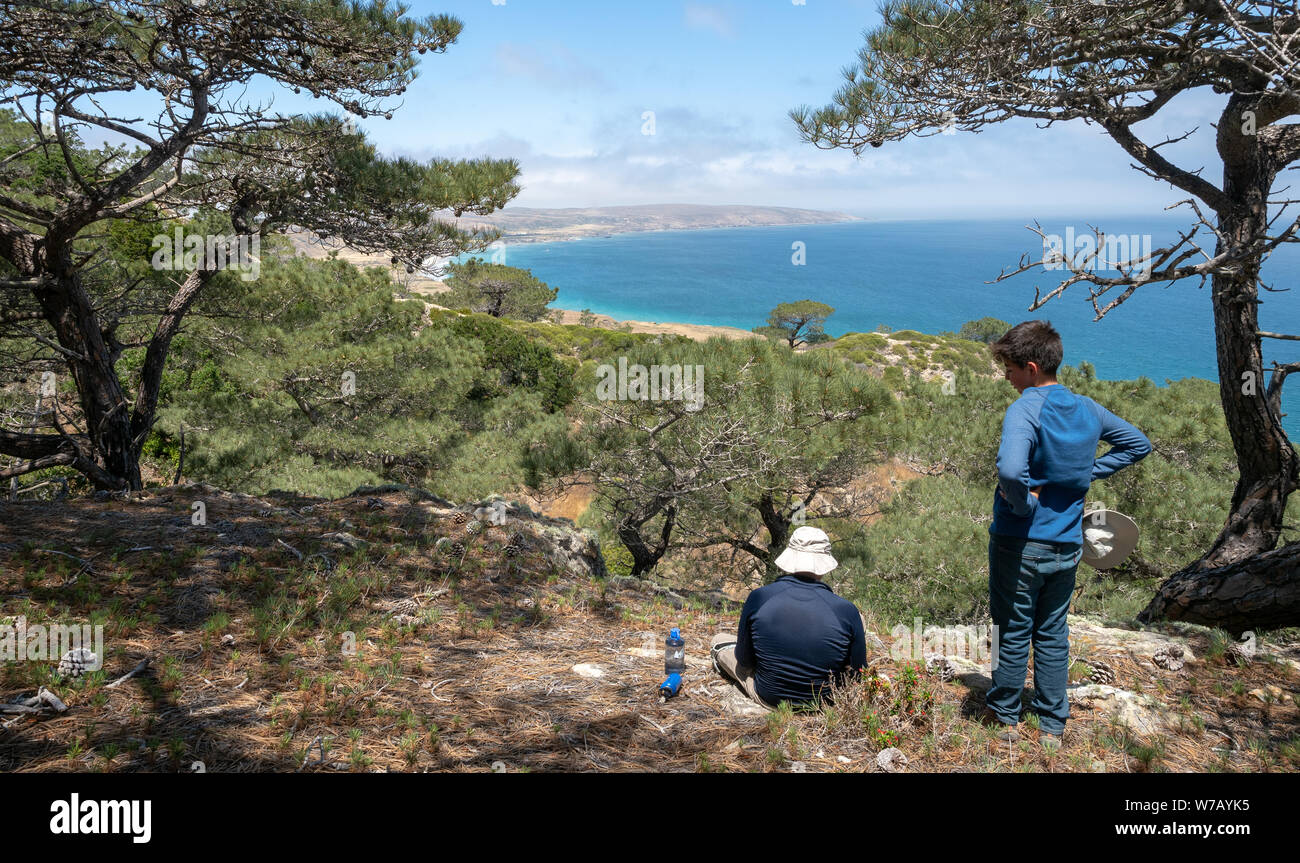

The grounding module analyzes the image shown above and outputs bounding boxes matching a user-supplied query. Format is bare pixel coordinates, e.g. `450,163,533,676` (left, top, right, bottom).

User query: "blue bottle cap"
670,627,680,640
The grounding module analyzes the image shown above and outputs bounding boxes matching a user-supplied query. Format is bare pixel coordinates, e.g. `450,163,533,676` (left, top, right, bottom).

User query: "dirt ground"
1,486,1297,773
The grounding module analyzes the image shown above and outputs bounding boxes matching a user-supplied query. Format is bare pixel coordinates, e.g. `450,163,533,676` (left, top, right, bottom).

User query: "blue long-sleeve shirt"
735,574,866,706
991,383,1151,545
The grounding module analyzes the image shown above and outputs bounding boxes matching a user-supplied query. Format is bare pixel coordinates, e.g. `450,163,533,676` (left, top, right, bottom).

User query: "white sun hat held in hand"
1080,507,1139,570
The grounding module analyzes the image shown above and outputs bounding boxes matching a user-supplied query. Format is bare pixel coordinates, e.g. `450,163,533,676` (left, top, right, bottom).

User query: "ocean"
494,218,1300,440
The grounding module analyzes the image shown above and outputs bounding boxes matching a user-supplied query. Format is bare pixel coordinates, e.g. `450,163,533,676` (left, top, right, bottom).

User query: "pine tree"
153,255,573,499
553,337,895,576
793,1,1300,628
439,259,558,321
0,1,520,491
753,301,836,348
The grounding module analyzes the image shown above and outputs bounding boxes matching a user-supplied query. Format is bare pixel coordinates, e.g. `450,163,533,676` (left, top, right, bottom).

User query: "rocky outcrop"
457,494,607,580
913,616,1215,737
1068,616,1197,669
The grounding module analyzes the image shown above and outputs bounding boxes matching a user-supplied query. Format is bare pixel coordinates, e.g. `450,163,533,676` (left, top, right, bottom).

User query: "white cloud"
684,4,737,39
492,42,610,91
627,155,675,167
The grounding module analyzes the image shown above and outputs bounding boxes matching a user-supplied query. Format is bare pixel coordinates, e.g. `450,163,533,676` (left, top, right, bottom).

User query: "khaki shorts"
711,633,776,710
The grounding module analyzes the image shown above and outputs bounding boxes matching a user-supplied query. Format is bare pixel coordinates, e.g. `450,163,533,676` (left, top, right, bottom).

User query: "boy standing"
986,320,1151,742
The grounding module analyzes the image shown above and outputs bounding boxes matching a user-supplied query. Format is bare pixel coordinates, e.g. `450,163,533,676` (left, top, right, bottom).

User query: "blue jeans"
986,533,1083,735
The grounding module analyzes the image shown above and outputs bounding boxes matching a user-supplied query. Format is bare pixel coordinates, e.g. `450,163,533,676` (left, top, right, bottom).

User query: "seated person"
711,526,866,709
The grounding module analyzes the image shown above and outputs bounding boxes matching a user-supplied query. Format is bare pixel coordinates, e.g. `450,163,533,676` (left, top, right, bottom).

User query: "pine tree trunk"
619,501,677,576
31,266,142,491
1135,539,1300,635
756,493,790,579
1140,142,1300,627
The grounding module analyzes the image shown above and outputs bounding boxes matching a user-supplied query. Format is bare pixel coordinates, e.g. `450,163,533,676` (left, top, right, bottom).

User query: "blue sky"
353,0,1229,218
75,1,1236,219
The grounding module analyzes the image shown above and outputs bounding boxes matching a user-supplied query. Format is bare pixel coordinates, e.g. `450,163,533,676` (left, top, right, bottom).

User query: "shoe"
1040,729,1064,751
979,707,1020,742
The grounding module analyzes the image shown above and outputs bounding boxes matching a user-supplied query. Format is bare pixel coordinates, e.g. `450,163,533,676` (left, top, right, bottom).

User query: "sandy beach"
548,307,756,341
288,232,764,340
399,278,756,342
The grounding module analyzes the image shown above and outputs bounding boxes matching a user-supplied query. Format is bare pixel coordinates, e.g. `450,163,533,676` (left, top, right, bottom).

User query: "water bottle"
659,628,685,698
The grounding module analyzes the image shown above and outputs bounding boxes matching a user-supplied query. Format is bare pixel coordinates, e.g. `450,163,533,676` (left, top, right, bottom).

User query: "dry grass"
0,486,1297,773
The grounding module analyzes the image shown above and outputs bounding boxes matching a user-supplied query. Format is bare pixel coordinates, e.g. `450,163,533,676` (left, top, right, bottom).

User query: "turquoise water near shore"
500,217,1300,440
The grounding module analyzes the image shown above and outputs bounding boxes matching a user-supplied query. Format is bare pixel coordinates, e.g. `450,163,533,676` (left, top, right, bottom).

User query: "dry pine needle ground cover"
0,486,1297,772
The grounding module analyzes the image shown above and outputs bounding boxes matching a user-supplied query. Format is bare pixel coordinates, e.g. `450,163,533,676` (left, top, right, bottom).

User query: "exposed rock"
943,655,992,693
538,524,606,580
1247,685,1293,704
1068,683,1171,736
572,663,605,679
469,494,535,525
1068,615,1196,668
941,649,1169,735
877,747,908,772
865,630,888,655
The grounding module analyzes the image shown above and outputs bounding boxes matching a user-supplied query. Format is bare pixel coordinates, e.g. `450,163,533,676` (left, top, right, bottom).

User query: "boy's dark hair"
990,320,1062,376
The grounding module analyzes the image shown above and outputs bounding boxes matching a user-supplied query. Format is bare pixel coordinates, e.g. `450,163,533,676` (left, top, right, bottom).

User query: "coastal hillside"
446,204,860,244
1,485,1296,772
285,203,859,294
5,248,1297,772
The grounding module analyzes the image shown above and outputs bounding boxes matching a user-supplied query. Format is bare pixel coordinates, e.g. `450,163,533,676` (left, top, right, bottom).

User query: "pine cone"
452,512,468,525
450,541,465,557
366,497,385,511
388,597,419,616
504,544,520,559
1151,644,1186,671
925,654,955,681
1085,659,1115,685
464,519,483,535
57,648,97,678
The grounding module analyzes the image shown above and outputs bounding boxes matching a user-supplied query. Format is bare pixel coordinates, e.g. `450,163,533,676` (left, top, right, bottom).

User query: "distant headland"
449,203,861,244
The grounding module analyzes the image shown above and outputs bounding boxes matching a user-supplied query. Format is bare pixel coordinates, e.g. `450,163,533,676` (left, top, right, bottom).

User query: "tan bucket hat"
773,526,839,576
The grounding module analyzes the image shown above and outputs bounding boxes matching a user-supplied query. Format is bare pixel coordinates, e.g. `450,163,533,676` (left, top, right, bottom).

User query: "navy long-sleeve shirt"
735,574,867,706
991,383,1152,545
